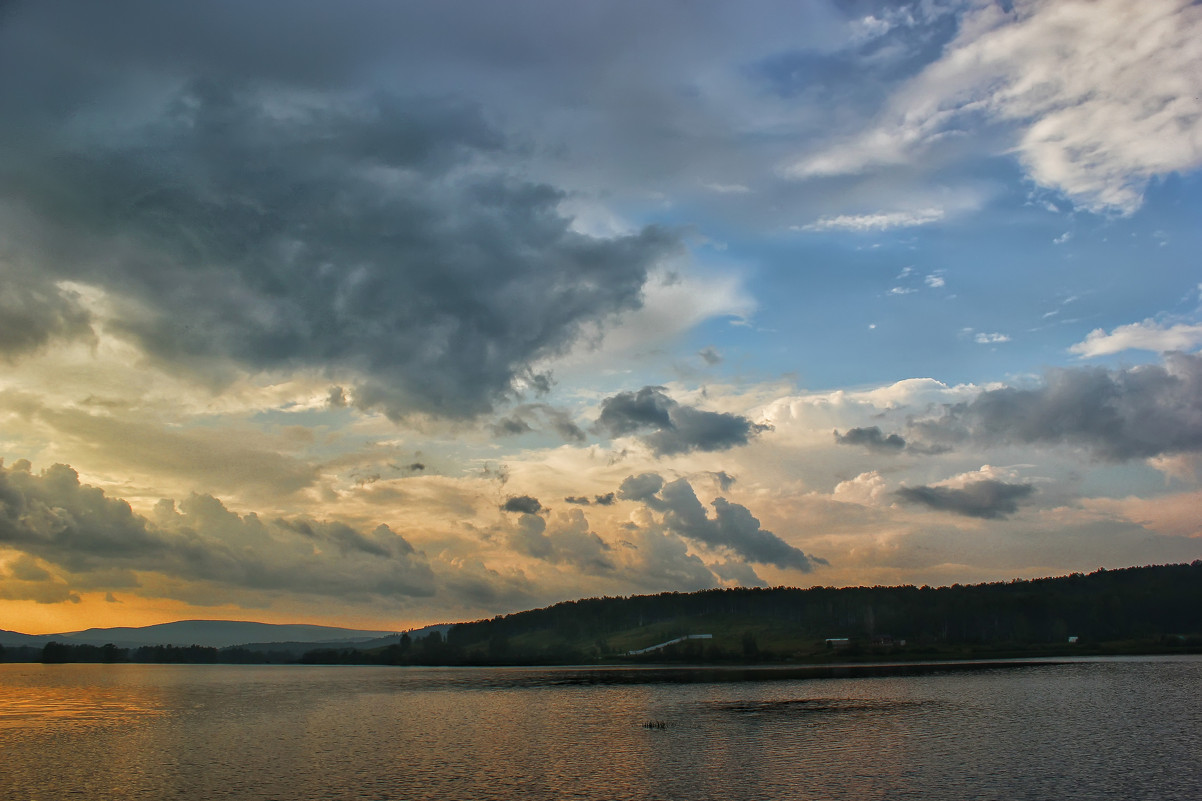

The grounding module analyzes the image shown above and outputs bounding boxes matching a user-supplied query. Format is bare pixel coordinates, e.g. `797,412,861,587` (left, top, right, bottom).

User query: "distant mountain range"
0,619,402,649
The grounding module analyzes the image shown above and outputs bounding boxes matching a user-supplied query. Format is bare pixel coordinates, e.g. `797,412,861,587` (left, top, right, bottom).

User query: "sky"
1,0,1200,634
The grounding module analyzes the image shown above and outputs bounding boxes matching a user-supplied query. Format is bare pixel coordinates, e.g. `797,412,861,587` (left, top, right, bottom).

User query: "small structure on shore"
627,634,712,656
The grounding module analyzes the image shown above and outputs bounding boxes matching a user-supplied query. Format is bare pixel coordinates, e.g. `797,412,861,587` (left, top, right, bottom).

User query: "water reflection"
0,664,167,728
1,657,1199,800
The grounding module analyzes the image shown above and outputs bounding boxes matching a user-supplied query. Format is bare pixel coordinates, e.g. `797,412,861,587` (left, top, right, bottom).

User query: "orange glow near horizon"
0,595,419,636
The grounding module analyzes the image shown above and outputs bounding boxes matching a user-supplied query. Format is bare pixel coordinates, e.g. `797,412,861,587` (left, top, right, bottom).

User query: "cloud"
492,404,586,442
0,461,165,573
492,416,534,437
507,513,554,561
596,386,770,456
0,277,93,362
1,79,679,421
800,207,945,232
787,0,1202,214
1070,320,1202,358
975,332,1011,344
1083,489,1202,539
0,555,83,604
563,491,616,506
834,426,906,452
21,405,319,498
895,479,1035,519
507,509,614,573
501,495,544,515
0,460,437,601
616,525,721,594
617,473,666,505
915,353,1202,461
596,386,675,436
617,473,824,571
832,471,889,506
707,471,736,492
326,386,348,408
703,183,751,194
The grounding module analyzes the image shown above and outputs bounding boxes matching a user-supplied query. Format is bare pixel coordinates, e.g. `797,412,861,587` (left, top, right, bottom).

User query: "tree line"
321,561,1202,665
447,561,1202,649
9,642,288,664
3,562,1199,665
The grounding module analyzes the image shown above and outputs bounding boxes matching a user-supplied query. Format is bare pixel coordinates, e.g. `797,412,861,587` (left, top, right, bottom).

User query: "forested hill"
435,562,1202,663
8,563,1199,666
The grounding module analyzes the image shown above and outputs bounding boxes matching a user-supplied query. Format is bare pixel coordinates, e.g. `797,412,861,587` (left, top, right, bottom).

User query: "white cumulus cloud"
787,0,1202,215
975,332,1011,344
1070,320,1202,357
800,207,945,232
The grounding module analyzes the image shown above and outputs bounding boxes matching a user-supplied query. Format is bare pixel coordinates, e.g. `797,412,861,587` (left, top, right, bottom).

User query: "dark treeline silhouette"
30,642,282,664
312,562,1202,666
299,631,458,666
41,642,128,663
449,562,1201,647
0,644,40,662
5,563,1199,666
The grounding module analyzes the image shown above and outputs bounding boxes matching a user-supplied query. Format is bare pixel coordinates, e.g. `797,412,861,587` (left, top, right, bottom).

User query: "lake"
2,656,1199,800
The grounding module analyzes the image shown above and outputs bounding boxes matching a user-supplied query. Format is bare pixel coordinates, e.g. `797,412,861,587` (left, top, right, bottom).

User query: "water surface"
2,656,1199,800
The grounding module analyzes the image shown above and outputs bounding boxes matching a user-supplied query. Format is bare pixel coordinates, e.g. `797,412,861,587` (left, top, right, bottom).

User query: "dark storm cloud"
895,480,1036,519
645,407,772,458
617,473,824,571
562,491,616,506
491,404,586,442
501,495,544,515
1,74,679,420
507,509,614,573
708,471,736,491
492,416,534,437
834,426,906,452
596,387,675,436
273,517,412,559
543,408,588,443
914,353,1202,461
0,460,163,571
0,1,824,101
0,460,436,599
326,387,348,408
0,274,93,361
0,1,851,294
596,387,770,456
617,473,666,505
0,552,82,605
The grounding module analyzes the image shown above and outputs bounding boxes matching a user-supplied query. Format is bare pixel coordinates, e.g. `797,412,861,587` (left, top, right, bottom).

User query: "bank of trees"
350,561,1202,666
6,562,1200,666
454,562,1202,644
31,642,282,664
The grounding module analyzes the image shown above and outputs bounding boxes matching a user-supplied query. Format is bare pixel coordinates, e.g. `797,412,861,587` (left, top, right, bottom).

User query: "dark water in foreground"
2,656,1199,800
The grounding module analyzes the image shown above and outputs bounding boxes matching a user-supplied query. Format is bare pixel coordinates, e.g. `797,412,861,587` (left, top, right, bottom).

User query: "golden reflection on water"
0,664,167,728
1,660,1199,801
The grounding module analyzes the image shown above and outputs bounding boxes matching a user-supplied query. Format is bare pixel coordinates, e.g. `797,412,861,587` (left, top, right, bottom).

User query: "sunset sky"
2,0,1200,634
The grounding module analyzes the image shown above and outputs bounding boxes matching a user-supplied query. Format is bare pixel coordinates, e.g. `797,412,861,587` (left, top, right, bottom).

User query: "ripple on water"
1,658,1200,801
